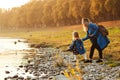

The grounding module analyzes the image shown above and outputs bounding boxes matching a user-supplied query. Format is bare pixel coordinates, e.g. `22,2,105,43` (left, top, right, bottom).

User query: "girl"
67,31,88,62
82,18,110,62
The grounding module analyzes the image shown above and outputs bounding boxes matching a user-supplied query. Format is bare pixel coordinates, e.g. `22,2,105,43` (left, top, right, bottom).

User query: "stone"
48,76,55,80
18,77,24,80
5,71,10,74
55,75,68,80
19,65,23,68
26,76,32,79
12,75,18,78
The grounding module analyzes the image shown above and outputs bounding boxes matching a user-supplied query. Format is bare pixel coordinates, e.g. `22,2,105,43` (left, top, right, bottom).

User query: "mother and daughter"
66,18,110,63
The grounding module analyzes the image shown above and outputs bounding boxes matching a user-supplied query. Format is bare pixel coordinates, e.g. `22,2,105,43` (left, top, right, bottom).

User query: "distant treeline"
0,0,120,29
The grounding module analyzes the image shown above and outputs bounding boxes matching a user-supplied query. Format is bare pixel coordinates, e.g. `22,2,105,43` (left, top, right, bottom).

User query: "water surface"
0,37,30,79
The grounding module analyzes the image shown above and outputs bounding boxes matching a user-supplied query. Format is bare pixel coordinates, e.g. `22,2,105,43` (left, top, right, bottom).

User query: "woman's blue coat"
82,23,110,49
69,39,86,55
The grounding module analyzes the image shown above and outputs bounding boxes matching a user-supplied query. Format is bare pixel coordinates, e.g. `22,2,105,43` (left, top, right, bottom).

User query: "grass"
0,24,120,62
105,61,120,67
54,53,67,67
63,60,83,80
0,23,120,80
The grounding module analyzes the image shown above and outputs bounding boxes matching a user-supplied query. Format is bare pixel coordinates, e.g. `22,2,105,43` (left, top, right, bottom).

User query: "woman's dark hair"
82,18,90,24
84,18,89,22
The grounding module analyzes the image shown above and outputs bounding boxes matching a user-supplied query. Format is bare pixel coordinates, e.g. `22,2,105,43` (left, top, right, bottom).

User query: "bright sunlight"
0,0,30,9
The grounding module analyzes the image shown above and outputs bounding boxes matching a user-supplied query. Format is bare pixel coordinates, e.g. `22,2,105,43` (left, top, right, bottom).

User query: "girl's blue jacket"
69,39,86,55
82,23,110,49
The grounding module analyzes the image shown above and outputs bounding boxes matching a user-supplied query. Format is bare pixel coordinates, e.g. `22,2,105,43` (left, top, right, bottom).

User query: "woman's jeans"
90,37,103,59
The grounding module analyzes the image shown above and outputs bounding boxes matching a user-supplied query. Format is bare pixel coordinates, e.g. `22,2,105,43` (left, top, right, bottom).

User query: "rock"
19,65,23,68
26,76,32,79
91,69,96,72
13,75,18,78
48,76,55,80
33,72,39,76
18,77,24,80
5,71,10,74
4,77,12,80
60,71,64,75
18,40,21,42
39,72,48,78
28,60,31,63
25,69,29,73
14,41,17,44
55,75,68,80
89,74,93,77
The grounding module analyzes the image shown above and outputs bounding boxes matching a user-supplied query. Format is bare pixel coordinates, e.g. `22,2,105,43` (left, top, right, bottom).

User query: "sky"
0,0,30,9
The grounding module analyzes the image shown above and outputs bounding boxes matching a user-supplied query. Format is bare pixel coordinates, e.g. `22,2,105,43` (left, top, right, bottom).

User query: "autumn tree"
0,0,120,30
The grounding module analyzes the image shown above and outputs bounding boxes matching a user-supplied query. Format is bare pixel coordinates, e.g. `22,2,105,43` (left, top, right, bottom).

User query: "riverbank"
0,21,120,74
0,25,120,62
0,36,119,80
4,48,120,80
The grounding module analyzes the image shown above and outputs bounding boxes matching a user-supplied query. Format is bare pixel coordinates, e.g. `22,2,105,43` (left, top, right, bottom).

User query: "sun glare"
0,0,30,9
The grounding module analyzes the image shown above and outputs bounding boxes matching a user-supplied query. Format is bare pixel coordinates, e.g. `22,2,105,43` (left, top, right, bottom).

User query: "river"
0,37,31,80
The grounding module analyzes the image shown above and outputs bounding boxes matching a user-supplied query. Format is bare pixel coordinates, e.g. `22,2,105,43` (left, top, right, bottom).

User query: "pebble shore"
4,48,120,80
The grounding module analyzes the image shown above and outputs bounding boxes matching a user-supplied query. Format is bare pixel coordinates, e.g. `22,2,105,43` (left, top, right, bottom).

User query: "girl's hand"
80,47,82,49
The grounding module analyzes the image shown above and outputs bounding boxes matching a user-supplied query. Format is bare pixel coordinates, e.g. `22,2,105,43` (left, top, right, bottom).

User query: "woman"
82,18,110,63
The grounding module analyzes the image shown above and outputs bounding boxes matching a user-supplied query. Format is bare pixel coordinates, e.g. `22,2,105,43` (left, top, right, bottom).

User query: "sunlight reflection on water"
0,37,29,52
0,37,30,79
